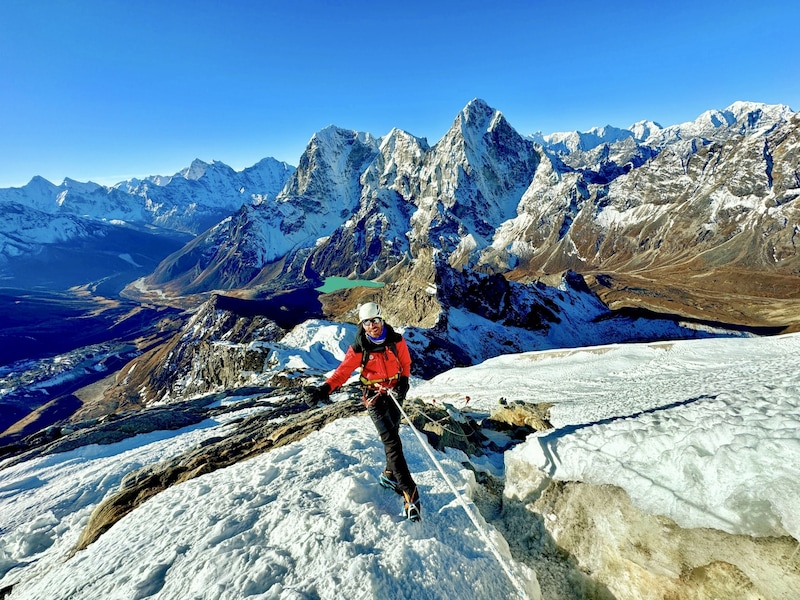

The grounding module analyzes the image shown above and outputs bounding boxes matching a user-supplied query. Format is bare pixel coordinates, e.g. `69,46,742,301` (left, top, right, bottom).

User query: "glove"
305,383,331,406
396,376,409,403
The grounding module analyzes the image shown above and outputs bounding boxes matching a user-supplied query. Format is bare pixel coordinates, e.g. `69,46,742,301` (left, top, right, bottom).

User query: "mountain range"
2,98,798,428
2,98,796,331
0,158,294,292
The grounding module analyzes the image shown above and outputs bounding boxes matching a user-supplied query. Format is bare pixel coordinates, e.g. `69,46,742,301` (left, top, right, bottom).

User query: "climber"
308,302,420,521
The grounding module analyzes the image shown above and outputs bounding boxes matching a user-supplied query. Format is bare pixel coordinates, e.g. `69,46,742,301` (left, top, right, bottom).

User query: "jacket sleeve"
396,338,412,377
325,345,363,392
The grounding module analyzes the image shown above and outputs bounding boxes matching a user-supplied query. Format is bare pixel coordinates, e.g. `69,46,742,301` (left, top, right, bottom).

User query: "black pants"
366,392,417,497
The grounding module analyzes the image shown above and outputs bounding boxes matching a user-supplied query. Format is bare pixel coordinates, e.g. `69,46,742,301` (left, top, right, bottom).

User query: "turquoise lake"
316,277,385,293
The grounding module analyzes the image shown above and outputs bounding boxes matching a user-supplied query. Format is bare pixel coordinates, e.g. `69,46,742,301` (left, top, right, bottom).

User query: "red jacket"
325,325,411,391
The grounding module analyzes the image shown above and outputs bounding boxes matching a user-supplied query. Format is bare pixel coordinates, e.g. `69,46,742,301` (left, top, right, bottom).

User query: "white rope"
384,387,532,599
366,388,469,438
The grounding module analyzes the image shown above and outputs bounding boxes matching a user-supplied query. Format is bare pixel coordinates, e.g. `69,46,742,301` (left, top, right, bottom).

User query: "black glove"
305,383,331,406
396,376,409,403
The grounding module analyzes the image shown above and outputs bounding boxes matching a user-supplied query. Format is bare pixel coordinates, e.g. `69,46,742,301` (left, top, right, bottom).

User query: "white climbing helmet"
358,302,382,322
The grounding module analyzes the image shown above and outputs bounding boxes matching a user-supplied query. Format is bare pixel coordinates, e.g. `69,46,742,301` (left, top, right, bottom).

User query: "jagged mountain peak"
447,98,519,145
370,128,430,188
399,99,541,269
61,177,104,193
176,158,236,181
296,126,380,180
309,125,378,152
23,175,58,192
27,174,55,186
279,126,379,205
379,127,430,152
438,98,528,155
178,158,211,180
535,126,636,155
459,98,496,126
248,156,294,171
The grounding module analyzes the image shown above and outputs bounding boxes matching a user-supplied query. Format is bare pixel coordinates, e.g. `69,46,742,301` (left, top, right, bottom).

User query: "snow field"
440,334,800,540
3,330,799,599
3,416,538,600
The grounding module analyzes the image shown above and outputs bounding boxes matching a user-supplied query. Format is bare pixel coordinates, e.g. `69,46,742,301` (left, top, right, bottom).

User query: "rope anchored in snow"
381,385,533,600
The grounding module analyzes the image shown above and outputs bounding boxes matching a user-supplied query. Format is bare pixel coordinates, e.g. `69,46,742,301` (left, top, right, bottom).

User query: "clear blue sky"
1,0,797,188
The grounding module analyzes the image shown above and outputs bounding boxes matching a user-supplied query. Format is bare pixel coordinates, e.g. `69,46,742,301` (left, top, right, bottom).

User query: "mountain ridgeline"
131,99,799,330
0,158,295,292
1,98,798,329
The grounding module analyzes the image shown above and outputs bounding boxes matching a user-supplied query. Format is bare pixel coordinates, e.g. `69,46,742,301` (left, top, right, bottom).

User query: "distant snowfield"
1,332,798,599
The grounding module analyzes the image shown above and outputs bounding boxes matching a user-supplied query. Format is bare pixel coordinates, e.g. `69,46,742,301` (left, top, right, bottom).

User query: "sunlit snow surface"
414,333,800,540
1,332,799,599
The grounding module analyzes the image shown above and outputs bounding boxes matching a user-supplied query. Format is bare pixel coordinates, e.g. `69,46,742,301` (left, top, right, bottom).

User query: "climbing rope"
364,388,471,438
380,385,533,599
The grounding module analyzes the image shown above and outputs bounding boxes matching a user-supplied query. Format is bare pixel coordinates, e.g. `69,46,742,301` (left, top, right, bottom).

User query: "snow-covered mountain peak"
0,155,296,275
531,125,635,155
381,129,425,158
459,98,496,129
628,120,663,141
61,177,103,193
655,101,794,143
380,127,429,150
309,125,377,155
278,126,379,205
725,100,793,122
439,99,526,155
178,158,213,180
532,102,796,158
694,108,737,130
26,175,57,189
446,99,522,151
175,158,237,182
248,156,291,171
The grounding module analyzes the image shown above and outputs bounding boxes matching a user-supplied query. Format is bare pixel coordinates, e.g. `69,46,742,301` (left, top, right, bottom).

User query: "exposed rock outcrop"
486,401,554,433
3,396,218,467
98,291,324,408
502,472,800,599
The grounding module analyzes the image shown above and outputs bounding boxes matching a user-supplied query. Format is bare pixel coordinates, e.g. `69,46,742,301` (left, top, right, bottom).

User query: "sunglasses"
361,317,383,326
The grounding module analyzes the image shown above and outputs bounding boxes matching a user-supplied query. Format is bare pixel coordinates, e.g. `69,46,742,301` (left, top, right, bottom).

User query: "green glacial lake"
316,277,385,293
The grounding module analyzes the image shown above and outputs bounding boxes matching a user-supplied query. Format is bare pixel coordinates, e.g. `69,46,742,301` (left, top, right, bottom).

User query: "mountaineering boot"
403,488,421,522
379,470,401,494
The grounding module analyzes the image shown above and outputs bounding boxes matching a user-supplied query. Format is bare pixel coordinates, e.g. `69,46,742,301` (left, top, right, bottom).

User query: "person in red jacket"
310,302,420,521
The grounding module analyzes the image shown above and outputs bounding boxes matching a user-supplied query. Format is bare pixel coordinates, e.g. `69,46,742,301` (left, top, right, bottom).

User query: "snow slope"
1,331,798,599
415,334,800,541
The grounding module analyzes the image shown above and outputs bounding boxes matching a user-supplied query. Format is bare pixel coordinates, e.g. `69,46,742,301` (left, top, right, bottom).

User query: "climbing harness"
360,372,399,387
